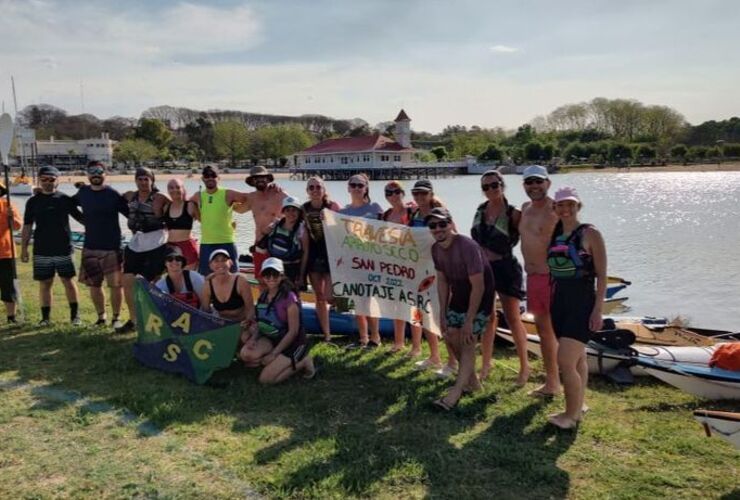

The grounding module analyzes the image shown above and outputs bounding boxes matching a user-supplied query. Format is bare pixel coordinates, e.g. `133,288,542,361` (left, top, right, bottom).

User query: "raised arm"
228,189,251,213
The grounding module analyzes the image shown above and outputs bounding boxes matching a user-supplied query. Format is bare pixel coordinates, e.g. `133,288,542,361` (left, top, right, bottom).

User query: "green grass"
0,257,738,499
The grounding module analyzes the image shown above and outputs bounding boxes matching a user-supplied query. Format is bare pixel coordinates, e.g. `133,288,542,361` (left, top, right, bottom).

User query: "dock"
288,165,465,181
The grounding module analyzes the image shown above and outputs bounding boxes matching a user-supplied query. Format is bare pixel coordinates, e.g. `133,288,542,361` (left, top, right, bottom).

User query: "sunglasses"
385,189,403,196
307,185,322,191
348,182,366,189
524,178,545,185
411,191,430,196
427,220,449,230
262,269,281,279
39,176,57,182
202,174,217,179
165,256,182,263
481,181,501,191
88,168,105,175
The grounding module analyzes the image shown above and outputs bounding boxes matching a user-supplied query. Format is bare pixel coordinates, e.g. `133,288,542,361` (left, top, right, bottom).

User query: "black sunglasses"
307,185,322,191
524,178,545,185
385,189,403,196
428,220,449,230
262,269,281,279
165,256,182,262
349,182,366,189
481,181,501,191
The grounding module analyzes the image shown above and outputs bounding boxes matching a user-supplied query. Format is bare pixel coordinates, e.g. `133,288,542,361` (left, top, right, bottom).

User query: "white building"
18,132,115,168
294,110,415,169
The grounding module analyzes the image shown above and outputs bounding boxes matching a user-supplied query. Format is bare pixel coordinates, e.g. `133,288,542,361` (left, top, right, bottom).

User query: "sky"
0,0,738,133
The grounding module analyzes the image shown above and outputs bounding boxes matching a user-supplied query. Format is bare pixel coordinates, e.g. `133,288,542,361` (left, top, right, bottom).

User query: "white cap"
261,257,285,274
282,196,302,211
522,165,549,180
209,249,231,262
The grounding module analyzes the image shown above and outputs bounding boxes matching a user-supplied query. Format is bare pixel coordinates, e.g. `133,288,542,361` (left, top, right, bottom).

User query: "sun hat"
246,166,274,186
481,169,504,181
411,179,433,192
261,257,285,274
165,246,187,266
209,249,232,262
281,196,302,211
522,165,548,180
38,165,60,178
554,187,581,203
424,207,452,223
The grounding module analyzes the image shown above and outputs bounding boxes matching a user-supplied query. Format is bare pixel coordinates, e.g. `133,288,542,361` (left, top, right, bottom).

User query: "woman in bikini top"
202,249,255,323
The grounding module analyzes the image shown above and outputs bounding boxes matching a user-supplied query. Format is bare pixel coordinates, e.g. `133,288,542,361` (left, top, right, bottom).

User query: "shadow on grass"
0,326,575,498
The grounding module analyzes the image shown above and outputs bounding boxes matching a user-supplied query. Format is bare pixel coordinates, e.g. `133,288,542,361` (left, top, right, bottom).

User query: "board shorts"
0,259,15,302
167,239,199,267
551,279,595,344
198,243,238,276
489,257,526,300
526,273,551,315
445,310,490,337
79,248,123,287
33,254,76,281
123,245,167,282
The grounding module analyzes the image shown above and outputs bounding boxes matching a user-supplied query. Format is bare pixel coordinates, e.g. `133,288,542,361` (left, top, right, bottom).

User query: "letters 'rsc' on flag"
323,210,441,335
133,277,241,384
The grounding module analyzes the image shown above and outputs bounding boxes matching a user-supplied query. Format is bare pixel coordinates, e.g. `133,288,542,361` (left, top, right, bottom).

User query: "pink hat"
554,187,580,203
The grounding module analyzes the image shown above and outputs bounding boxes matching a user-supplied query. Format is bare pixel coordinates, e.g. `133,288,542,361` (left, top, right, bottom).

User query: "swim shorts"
123,245,167,282
33,254,76,281
79,248,122,286
526,273,551,315
445,310,490,337
489,257,526,300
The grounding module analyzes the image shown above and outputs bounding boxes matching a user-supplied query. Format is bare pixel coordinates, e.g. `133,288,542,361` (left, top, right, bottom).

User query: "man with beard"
21,166,84,326
519,165,561,397
428,208,495,411
72,161,129,329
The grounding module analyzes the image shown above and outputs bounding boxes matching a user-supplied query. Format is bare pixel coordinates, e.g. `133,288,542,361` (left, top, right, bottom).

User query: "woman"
381,181,422,354
201,249,256,324
338,174,383,349
163,178,200,270
303,177,341,342
546,187,606,430
239,258,317,384
470,170,530,385
408,179,454,375
155,246,206,309
264,197,310,289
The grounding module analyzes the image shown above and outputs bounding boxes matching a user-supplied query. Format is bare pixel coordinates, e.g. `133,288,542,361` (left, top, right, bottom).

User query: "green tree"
608,142,632,162
634,144,657,161
430,146,448,161
722,143,740,157
414,150,436,163
689,145,708,159
114,139,159,166
450,133,488,159
524,141,544,161
478,144,503,162
563,142,587,163
134,118,174,149
513,124,535,144
214,121,250,166
252,124,314,166
670,144,688,160
184,115,215,159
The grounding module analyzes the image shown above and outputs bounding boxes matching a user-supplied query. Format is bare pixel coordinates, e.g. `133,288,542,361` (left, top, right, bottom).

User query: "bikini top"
209,275,244,311
162,201,194,230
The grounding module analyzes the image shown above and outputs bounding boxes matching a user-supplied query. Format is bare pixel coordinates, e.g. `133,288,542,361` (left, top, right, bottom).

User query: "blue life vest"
266,220,303,262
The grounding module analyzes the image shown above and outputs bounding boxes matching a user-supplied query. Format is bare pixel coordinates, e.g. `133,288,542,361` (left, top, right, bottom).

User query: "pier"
288,165,466,181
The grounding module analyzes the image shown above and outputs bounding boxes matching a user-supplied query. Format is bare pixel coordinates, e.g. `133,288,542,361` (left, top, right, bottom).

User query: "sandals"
547,413,579,430
432,397,458,412
528,387,560,399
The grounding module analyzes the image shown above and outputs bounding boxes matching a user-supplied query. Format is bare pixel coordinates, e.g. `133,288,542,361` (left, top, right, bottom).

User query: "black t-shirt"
24,192,83,256
72,185,128,250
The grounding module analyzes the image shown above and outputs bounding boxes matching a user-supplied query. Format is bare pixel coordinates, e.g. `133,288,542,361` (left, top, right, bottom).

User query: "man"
154,246,206,309
117,167,169,333
21,166,83,326
519,165,561,397
428,207,495,411
0,180,22,323
72,161,128,328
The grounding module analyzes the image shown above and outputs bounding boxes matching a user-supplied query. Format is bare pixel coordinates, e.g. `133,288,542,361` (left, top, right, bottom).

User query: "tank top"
382,206,415,225
470,200,520,258
127,192,164,233
166,271,200,309
547,222,595,281
303,200,329,242
163,201,194,230
209,275,244,311
200,188,234,244
408,208,428,227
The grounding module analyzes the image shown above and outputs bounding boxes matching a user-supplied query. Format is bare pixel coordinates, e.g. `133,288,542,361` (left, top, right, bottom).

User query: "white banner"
323,210,441,336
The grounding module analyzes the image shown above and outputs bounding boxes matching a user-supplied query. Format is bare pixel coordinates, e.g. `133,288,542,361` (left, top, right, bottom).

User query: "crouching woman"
239,257,316,383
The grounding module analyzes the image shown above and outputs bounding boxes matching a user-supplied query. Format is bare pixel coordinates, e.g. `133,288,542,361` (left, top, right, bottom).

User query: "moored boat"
637,358,740,400
693,410,740,449
9,175,33,195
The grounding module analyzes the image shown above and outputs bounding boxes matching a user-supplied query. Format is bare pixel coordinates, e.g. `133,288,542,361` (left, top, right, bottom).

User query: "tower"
394,109,411,148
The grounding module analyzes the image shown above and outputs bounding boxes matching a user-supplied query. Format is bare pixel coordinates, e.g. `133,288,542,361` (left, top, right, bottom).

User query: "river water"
11,171,740,330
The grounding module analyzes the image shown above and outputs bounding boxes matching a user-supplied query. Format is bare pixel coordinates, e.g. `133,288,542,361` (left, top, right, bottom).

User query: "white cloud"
489,45,520,54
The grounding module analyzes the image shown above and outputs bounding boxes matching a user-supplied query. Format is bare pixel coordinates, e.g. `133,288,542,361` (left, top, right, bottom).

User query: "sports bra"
209,275,244,311
162,202,194,230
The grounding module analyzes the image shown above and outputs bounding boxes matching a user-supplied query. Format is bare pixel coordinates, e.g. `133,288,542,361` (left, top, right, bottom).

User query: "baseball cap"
281,196,303,211
202,165,219,177
209,249,231,262
165,246,187,265
262,257,285,274
411,179,433,192
554,187,581,203
522,165,548,180
38,166,60,178
424,207,452,223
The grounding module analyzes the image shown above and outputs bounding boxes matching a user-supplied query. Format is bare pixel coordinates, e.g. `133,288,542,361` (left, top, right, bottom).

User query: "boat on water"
693,410,740,449
9,174,33,195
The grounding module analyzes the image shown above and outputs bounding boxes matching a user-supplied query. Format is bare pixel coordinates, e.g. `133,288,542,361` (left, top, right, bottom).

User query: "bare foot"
406,349,422,358
528,384,561,398
580,404,590,419
479,367,491,381
547,412,579,430
515,367,531,387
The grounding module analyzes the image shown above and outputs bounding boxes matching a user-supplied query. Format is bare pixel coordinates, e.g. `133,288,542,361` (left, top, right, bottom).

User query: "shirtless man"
519,165,561,397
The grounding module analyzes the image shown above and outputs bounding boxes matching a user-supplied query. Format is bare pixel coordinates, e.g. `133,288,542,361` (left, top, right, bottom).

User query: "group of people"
0,162,607,427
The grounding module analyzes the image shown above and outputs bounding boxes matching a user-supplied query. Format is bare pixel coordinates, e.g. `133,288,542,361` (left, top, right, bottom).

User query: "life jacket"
382,206,415,225
127,192,164,233
166,271,200,309
266,220,303,261
470,200,519,257
255,289,303,343
547,222,594,280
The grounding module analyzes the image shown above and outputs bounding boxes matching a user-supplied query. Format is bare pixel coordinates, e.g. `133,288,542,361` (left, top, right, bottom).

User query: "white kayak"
635,357,740,400
693,410,740,449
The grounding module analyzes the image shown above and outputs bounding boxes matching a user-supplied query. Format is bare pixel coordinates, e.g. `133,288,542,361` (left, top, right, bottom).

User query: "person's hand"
461,320,475,345
74,181,85,189
589,307,603,332
267,183,284,193
21,248,29,263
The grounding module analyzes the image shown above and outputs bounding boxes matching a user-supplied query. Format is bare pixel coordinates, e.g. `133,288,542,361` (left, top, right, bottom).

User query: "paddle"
0,112,23,314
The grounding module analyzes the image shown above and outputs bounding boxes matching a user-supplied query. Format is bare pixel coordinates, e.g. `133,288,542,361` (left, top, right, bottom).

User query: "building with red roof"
294,110,415,169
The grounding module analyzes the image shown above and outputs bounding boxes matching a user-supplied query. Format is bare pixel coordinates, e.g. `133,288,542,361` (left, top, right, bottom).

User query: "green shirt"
200,187,235,244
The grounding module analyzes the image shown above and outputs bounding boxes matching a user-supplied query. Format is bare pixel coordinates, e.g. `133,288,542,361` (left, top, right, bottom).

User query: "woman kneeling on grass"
238,257,316,384
201,249,255,324
547,187,606,430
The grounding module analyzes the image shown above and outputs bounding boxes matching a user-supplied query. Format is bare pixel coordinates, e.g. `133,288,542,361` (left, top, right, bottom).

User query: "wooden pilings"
288,166,465,181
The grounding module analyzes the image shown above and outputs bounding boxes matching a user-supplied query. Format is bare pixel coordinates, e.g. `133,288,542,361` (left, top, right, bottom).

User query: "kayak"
693,410,740,449
637,357,740,400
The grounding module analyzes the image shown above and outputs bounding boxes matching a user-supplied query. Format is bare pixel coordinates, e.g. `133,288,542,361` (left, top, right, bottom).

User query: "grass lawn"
0,256,738,499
